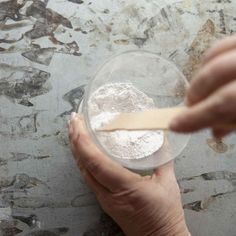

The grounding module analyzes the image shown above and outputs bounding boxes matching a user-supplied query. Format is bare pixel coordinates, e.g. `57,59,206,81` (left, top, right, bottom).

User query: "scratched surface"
0,0,236,235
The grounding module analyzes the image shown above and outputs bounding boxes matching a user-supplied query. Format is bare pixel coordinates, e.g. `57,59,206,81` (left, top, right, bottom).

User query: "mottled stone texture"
0,0,236,235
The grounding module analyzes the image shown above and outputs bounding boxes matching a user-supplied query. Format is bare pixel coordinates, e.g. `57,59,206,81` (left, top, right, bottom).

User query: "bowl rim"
80,49,190,170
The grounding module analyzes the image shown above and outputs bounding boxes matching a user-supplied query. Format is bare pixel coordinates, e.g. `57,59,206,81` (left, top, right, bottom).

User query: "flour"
88,83,164,160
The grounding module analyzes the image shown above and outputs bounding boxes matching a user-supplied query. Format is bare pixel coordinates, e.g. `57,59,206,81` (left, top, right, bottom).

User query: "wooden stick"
99,107,236,131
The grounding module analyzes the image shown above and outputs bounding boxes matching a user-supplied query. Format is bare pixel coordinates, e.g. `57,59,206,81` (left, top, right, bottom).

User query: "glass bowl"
80,50,190,170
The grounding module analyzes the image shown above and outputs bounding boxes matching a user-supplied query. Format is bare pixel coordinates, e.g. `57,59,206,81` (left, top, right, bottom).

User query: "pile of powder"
88,83,164,160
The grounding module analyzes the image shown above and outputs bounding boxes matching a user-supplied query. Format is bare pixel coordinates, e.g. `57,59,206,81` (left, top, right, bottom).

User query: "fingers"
69,113,141,193
68,114,109,198
186,49,236,105
203,35,236,64
170,81,236,133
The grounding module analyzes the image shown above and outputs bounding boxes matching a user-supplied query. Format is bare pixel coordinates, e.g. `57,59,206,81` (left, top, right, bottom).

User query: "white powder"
88,83,164,160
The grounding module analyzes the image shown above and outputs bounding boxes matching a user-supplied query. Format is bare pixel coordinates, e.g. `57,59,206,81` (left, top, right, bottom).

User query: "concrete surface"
0,0,236,235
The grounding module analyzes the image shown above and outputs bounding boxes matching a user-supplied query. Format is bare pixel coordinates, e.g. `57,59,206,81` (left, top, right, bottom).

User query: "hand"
170,35,236,137
68,113,190,236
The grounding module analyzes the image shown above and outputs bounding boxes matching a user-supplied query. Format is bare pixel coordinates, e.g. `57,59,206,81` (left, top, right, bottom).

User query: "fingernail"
71,112,76,120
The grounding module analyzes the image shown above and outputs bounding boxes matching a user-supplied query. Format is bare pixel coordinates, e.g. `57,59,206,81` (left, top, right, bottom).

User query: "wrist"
149,213,190,236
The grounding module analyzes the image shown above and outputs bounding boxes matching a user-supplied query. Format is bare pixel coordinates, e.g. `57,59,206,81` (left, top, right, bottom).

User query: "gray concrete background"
0,0,236,235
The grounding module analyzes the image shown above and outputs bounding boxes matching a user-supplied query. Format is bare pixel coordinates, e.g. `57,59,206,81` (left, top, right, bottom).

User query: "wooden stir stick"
99,107,236,132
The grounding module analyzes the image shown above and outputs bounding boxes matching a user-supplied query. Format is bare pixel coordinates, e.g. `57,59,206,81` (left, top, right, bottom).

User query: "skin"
170,35,236,137
67,35,236,236
68,113,190,236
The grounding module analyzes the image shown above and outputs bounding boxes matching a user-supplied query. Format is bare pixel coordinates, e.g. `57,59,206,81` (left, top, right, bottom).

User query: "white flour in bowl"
88,83,164,160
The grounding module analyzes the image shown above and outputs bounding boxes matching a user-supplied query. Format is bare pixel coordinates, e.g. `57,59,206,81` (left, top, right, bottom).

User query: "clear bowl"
81,50,190,170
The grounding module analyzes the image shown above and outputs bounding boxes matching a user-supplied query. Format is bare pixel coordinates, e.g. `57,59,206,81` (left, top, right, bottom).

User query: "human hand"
170,35,236,137
68,113,190,236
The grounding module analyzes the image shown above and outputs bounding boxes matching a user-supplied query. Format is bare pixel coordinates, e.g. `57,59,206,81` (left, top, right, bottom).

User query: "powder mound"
88,83,164,160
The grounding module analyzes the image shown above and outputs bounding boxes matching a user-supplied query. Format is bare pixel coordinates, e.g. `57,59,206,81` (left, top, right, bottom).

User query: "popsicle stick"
99,107,236,132
100,107,186,131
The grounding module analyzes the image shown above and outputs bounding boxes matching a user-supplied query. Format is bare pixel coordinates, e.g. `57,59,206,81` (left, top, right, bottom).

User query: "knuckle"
79,133,89,144
79,134,94,149
210,92,235,116
190,69,211,93
209,81,236,119
207,58,221,75
186,88,199,104
72,136,78,146
211,97,226,116
200,66,212,79
85,159,101,173
200,67,215,85
69,131,75,140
